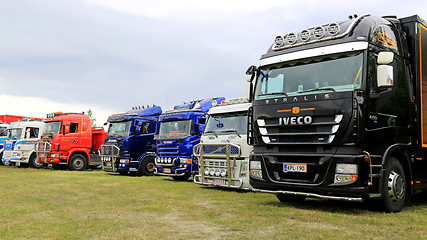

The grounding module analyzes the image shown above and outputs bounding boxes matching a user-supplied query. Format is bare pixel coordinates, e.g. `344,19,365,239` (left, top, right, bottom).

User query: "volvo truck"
193,98,253,189
100,106,162,176
247,14,427,212
154,97,224,181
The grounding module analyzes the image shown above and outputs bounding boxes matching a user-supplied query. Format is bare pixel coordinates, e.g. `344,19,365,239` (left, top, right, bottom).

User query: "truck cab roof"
108,106,162,122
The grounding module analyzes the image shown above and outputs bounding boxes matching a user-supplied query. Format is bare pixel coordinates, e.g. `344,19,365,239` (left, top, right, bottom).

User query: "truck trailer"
246,14,427,212
2,119,45,168
193,98,253,190
35,112,106,170
154,97,225,181
100,106,162,176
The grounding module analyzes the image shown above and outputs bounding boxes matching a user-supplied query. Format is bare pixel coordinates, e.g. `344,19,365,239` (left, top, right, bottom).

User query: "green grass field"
0,166,426,240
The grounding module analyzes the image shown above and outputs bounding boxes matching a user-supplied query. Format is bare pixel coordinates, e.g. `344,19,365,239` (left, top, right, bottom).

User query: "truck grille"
100,145,120,157
193,144,240,158
257,114,342,145
157,144,179,155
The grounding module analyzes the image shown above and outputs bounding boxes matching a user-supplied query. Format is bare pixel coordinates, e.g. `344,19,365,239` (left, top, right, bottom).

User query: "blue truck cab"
0,123,9,164
154,97,224,181
100,105,162,175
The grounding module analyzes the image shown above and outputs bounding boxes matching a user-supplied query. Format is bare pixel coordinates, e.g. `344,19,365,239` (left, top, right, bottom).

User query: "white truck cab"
2,119,45,168
193,98,253,190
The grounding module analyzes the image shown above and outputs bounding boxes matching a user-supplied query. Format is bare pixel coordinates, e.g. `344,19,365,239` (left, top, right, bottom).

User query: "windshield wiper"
220,129,241,138
204,131,218,138
298,87,336,94
258,92,288,97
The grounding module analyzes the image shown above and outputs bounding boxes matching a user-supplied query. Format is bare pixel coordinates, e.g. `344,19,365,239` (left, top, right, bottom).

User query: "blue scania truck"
100,106,162,176
154,97,225,181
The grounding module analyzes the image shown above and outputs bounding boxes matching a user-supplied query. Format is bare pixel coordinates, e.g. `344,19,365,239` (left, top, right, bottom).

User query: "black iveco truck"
247,14,427,212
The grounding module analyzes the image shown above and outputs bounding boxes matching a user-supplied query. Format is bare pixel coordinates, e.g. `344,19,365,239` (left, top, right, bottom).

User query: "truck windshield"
7,128,23,140
158,120,192,139
43,121,62,136
108,121,131,138
0,127,7,136
204,111,247,135
254,51,364,100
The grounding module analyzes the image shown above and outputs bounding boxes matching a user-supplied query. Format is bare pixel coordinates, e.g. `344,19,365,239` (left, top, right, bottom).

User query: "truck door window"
0,127,6,136
70,123,78,133
25,127,39,139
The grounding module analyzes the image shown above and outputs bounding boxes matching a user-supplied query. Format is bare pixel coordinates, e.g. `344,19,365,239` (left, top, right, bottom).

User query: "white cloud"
0,94,116,128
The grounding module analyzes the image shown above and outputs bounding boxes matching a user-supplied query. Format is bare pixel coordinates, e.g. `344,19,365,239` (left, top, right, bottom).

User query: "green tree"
87,109,96,127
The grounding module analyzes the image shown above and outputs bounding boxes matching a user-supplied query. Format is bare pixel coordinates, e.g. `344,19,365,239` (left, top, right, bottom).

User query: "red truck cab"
36,112,106,170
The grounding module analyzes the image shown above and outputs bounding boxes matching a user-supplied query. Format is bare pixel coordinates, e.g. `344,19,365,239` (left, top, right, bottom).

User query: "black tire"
172,175,190,181
69,154,87,171
29,153,43,169
276,193,306,203
139,157,155,176
380,157,406,213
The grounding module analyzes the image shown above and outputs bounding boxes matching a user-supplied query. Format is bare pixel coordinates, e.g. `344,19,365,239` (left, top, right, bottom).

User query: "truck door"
63,121,82,152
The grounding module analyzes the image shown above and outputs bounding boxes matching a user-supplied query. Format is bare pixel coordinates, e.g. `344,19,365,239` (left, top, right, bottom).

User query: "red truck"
0,114,43,124
35,112,106,170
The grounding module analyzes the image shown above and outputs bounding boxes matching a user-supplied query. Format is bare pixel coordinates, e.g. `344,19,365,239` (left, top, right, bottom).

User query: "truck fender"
137,152,156,176
380,143,414,194
67,149,90,165
137,152,156,164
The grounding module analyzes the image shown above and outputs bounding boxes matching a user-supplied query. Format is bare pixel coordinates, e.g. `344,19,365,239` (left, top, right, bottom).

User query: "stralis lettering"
279,116,312,125
265,93,330,104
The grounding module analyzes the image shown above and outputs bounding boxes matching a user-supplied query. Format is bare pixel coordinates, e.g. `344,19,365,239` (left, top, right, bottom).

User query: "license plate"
283,163,307,173
105,162,111,167
16,162,20,167
212,179,225,185
163,168,171,173
40,153,45,157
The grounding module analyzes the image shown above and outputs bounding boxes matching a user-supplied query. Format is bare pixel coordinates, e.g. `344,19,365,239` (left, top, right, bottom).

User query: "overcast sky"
0,0,424,125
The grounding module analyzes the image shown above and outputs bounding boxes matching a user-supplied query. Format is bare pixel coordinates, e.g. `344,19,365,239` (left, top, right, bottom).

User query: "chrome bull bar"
100,144,120,172
34,141,52,163
193,143,241,188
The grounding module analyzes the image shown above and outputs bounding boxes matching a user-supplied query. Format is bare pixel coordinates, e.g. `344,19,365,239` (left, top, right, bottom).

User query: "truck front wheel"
381,157,406,212
140,157,155,176
69,154,87,171
29,153,43,169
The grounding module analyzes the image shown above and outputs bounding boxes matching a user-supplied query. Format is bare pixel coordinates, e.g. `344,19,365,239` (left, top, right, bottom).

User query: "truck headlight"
250,160,262,178
335,163,358,174
51,154,57,158
220,169,226,177
167,157,172,163
204,168,210,176
240,162,248,176
334,163,358,183
215,168,220,177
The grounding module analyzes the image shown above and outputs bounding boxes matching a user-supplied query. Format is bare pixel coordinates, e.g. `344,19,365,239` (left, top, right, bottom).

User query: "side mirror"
377,52,394,88
246,65,257,75
377,52,394,64
377,65,394,87
246,65,257,101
